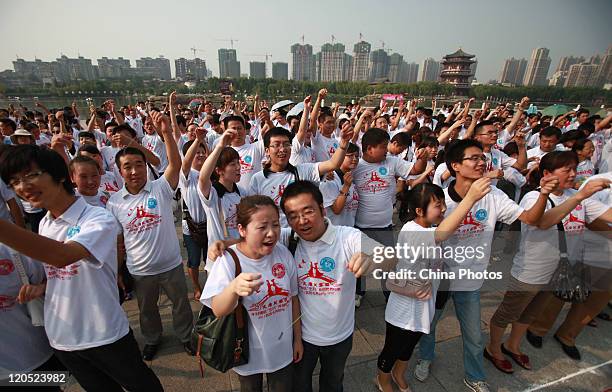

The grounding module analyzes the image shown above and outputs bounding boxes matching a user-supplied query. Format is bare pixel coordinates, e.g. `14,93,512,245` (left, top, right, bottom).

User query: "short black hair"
263,127,291,148
390,132,412,147
104,120,118,132
0,118,17,132
115,147,147,168
397,183,445,223
181,139,207,156
560,129,584,144
473,120,495,136
445,139,483,177
223,115,245,129
539,126,561,140
112,123,137,139
280,180,323,215
346,142,360,155
575,108,590,117
577,122,595,135
362,128,390,151
0,144,74,195
77,144,101,156
78,131,95,140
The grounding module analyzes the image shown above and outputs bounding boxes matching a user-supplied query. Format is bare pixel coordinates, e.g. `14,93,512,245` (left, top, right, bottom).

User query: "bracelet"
338,144,347,151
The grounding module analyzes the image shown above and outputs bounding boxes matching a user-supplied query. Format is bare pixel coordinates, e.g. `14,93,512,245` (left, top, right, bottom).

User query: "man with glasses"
413,139,558,392
249,125,352,227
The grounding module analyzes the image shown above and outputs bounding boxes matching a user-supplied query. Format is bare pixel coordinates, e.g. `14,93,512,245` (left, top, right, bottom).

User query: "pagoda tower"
440,48,476,95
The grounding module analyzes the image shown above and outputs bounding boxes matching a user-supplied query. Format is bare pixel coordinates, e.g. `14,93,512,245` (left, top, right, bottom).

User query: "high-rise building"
134,56,171,80
369,49,390,82
316,43,347,82
469,59,478,83
249,61,266,79
56,55,96,81
272,62,288,80
343,53,353,82
175,58,207,80
556,56,585,73
403,62,419,84
291,43,315,81
388,53,404,83
13,58,61,82
596,46,612,87
564,63,600,87
351,41,371,81
218,49,240,78
499,57,527,85
420,58,440,82
97,57,131,79
523,48,551,86
548,71,566,87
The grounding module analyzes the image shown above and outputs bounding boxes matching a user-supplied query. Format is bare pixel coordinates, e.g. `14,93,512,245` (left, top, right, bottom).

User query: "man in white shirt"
0,144,162,391
280,181,378,392
526,126,563,168
415,139,558,392
107,111,194,361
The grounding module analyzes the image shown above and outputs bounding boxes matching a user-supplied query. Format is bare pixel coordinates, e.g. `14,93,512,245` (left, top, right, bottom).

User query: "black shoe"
183,341,195,356
142,344,159,361
526,330,542,349
554,335,581,360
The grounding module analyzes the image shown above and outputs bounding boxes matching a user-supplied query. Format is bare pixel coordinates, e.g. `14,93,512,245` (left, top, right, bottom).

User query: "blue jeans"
182,234,206,269
418,290,485,382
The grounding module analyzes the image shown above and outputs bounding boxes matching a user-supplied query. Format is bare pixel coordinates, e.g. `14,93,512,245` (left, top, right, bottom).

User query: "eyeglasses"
476,131,499,136
8,170,45,188
287,207,317,223
462,155,487,163
268,142,291,150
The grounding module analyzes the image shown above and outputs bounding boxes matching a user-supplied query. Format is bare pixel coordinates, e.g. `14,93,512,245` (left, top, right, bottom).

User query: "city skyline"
2,0,611,83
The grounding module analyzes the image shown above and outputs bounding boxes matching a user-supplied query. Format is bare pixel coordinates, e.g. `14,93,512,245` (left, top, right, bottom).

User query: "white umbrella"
271,100,294,112
287,102,305,117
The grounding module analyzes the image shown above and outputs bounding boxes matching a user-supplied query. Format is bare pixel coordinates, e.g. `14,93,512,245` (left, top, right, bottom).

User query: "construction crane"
380,41,392,53
190,47,206,58
215,38,239,49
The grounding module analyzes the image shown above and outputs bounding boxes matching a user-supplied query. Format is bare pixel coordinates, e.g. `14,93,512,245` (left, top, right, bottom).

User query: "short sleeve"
200,252,236,307
153,176,174,199
320,176,341,208
499,150,517,170
493,188,524,224
298,163,321,184
344,227,384,257
69,209,121,269
583,198,610,224
23,256,46,285
392,157,414,180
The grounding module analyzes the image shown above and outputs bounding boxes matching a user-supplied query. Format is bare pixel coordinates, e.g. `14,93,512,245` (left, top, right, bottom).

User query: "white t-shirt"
100,170,122,194
575,159,595,187
281,223,378,346
35,134,51,147
231,141,265,189
580,173,612,269
39,197,129,350
433,163,453,189
444,184,524,291
76,189,110,208
526,146,563,169
142,133,168,172
485,149,516,186
0,245,52,379
180,169,206,236
249,163,321,227
352,157,413,228
100,146,121,172
511,189,608,284
199,183,248,247
290,137,316,166
201,244,297,376
125,116,144,139
320,171,359,227
311,133,339,162
0,180,16,222
385,221,442,334
106,177,182,276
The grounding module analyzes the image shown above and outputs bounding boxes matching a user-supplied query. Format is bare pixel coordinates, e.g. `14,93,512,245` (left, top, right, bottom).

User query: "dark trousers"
15,355,67,392
294,334,353,392
237,362,294,392
356,226,394,300
377,322,424,373
54,330,163,392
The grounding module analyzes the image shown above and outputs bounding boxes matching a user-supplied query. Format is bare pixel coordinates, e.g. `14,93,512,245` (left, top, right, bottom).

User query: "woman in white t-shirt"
572,138,595,188
378,180,491,392
486,151,611,373
201,195,302,392
198,130,249,259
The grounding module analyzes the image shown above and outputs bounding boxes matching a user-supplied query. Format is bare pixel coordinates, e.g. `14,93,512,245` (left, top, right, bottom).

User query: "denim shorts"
183,234,207,269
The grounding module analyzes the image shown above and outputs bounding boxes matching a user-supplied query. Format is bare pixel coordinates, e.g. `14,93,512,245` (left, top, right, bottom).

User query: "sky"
2,0,611,82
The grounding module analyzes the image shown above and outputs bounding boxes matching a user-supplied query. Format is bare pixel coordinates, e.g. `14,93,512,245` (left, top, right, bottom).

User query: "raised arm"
168,91,182,144
182,128,207,176
198,129,235,198
150,111,180,189
71,101,80,119
438,118,465,145
596,113,612,132
109,101,124,125
113,132,161,167
295,96,312,146
391,101,405,131
463,110,482,140
310,89,327,134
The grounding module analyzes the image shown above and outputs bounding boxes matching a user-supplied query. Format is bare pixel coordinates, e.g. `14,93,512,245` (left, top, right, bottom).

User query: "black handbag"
547,197,591,303
192,248,249,375
183,200,208,248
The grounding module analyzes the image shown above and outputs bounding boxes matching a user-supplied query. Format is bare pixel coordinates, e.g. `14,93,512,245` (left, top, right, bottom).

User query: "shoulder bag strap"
545,194,568,257
225,248,245,330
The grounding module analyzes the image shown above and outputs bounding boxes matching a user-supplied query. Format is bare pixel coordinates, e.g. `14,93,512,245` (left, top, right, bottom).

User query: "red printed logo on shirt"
297,258,342,296
0,259,14,275
125,205,162,234
272,263,286,279
358,171,390,194
247,279,291,319
0,295,16,310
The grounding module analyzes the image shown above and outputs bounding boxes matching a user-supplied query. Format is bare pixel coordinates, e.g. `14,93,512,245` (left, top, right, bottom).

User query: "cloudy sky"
2,0,611,81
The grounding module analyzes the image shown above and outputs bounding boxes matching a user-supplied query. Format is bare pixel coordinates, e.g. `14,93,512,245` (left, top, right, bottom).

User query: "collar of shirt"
119,180,152,199
299,218,336,245
49,197,88,226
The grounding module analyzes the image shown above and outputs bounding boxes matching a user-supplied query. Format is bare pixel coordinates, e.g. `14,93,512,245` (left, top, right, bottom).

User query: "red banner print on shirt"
358,171,390,194
125,206,162,234
46,262,81,281
0,295,16,311
297,259,342,296
248,279,291,319
0,259,15,276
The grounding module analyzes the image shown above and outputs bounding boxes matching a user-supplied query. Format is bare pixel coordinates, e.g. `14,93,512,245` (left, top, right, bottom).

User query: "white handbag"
11,251,45,327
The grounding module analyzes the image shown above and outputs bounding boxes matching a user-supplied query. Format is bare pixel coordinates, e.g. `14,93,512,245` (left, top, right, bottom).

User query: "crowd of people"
0,89,610,392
